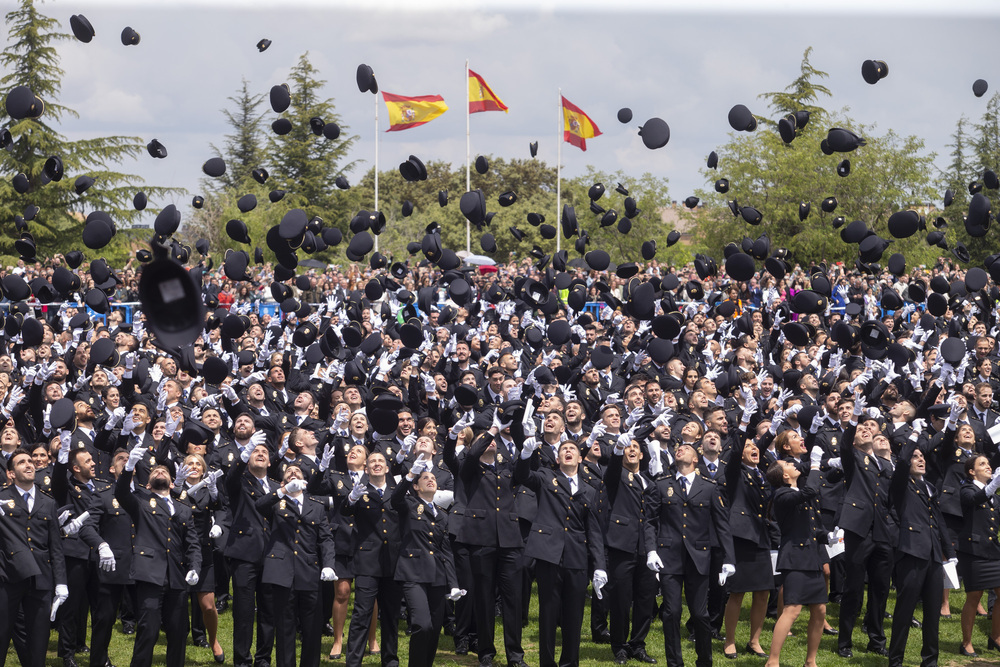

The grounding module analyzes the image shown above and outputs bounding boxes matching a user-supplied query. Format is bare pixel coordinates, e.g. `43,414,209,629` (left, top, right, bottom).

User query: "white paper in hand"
770,551,780,576
825,528,846,559
943,561,960,590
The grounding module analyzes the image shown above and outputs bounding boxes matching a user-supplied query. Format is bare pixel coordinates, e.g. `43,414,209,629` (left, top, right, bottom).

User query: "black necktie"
679,477,689,497
708,462,717,478
377,487,384,498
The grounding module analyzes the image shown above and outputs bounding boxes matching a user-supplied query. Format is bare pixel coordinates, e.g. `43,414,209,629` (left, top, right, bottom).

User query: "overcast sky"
16,0,1000,223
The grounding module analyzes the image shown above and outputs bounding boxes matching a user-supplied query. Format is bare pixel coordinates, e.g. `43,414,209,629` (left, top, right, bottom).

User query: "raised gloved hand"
173,463,192,490
408,453,430,478
449,411,474,439
321,567,338,582
614,430,632,455
521,401,537,439
853,395,867,418
646,551,664,573
520,437,540,459
809,445,824,469
125,442,145,472
986,467,1000,496
492,406,513,432
318,444,334,473
51,584,69,621
185,570,200,586
284,479,307,495
98,542,116,572
809,410,825,434
57,429,72,464
348,478,366,503
586,421,607,447
719,563,736,586
592,569,608,600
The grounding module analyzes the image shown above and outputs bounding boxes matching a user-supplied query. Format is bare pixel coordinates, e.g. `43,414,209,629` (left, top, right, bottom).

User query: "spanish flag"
562,96,601,151
383,92,448,132
468,70,508,114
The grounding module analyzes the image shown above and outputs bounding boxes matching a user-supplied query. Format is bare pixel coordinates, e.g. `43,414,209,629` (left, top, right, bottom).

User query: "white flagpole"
556,88,562,253
374,92,380,252
466,59,471,254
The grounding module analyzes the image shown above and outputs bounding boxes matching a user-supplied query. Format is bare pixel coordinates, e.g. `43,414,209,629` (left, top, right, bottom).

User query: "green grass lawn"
22,587,999,665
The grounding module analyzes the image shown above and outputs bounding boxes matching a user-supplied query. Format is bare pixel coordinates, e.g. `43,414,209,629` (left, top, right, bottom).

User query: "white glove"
809,411,825,434
57,429,72,464
321,567,338,582
98,542,116,572
318,444,334,473
449,411,474,438
125,442,145,472
63,510,91,536
521,401,537,439
853,395,867,418
985,467,1000,496
587,421,607,446
348,479,366,503
185,570,200,586
447,587,467,601
520,437,539,459
222,384,239,403
827,457,842,470
51,584,69,621
122,413,137,434
614,430,632,455
910,418,926,434
284,479,307,495
105,406,126,431
209,524,223,539
625,405,645,427
173,463,192,490
646,551,664,573
592,569,608,600
809,445,823,469
719,563,736,586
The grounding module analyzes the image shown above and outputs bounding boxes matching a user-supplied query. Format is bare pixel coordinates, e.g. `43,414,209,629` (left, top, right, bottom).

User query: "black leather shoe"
823,627,838,636
989,638,1000,652
835,647,853,658
455,638,469,655
614,651,629,665
121,622,135,635
507,661,530,667
478,660,492,667
960,647,979,658
214,651,226,664
723,651,737,661
630,648,657,664
324,622,335,637
744,643,767,657
865,646,889,656
77,646,90,655
711,629,725,641
910,618,922,629
195,638,210,648
63,659,79,667
593,631,612,644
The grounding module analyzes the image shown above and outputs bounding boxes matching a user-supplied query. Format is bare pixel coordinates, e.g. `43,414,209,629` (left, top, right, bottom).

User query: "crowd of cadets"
4,282,1000,667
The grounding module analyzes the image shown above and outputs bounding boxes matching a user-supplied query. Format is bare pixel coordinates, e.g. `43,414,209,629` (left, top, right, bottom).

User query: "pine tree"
0,0,178,263
266,52,359,227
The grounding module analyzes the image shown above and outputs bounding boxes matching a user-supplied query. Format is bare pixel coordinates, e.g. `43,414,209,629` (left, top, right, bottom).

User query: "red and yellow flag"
468,70,508,114
561,96,601,151
383,92,448,132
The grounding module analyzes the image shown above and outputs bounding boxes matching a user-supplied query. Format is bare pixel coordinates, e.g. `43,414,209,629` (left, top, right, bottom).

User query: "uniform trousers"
346,575,401,667
470,545,524,664
90,581,125,667
838,530,892,651
265,585,322,667
132,581,189,667
536,561,588,667
659,555,711,667
608,547,656,655
451,539,477,644
888,555,943,667
401,582,447,667
58,556,95,659
229,559,275,667
0,578,51,667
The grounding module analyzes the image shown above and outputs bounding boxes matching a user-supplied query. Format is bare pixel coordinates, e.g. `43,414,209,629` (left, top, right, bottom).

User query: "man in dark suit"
51,432,113,667
604,437,658,664
257,463,337,667
342,451,401,667
115,443,201,667
644,441,735,667
0,448,68,667
457,413,527,667
834,411,895,657
223,427,276,667
514,436,607,667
